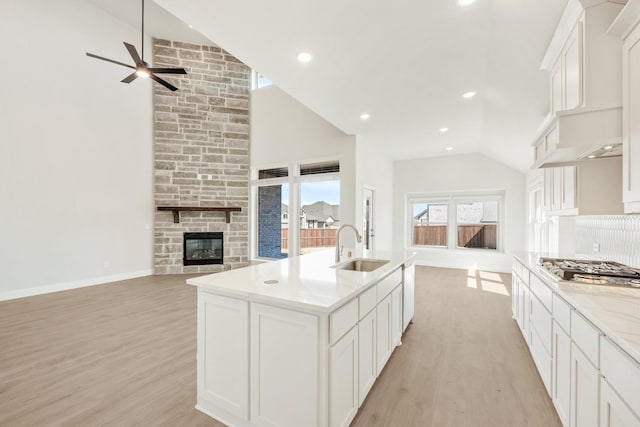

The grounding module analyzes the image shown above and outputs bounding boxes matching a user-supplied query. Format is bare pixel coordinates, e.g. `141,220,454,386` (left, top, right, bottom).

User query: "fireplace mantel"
157,206,242,224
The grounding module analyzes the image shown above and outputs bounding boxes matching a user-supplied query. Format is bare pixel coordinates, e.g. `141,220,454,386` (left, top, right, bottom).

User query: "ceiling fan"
86,0,187,91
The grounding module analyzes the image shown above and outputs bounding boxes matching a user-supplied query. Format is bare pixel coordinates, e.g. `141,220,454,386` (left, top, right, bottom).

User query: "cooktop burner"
539,257,640,288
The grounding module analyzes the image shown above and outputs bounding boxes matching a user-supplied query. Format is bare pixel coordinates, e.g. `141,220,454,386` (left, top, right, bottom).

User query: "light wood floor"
0,267,561,426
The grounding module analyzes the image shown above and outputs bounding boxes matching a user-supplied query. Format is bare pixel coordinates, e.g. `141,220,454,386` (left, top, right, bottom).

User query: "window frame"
407,191,505,253
251,158,341,260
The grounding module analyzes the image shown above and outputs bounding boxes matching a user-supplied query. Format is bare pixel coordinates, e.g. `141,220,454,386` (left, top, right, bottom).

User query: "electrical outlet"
592,243,600,253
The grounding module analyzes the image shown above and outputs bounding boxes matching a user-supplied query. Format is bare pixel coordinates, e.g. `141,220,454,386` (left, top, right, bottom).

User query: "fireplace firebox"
183,232,223,266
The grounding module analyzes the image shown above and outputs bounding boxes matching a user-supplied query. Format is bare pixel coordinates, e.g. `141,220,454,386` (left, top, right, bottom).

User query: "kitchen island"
188,249,416,427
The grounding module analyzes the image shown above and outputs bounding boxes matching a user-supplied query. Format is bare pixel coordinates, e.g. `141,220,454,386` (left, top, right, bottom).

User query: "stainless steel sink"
332,258,389,272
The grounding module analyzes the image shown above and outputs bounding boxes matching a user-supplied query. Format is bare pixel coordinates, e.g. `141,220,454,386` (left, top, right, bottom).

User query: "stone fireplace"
153,39,250,274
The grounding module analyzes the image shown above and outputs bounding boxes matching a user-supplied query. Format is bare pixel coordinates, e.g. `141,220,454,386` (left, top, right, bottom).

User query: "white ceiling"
90,0,569,172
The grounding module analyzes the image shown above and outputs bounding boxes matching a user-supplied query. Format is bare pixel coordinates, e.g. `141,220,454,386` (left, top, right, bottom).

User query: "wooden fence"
282,228,338,250
413,224,496,249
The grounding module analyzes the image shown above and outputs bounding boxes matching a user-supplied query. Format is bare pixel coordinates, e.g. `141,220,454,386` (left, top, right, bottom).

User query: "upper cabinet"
609,0,640,212
532,0,625,169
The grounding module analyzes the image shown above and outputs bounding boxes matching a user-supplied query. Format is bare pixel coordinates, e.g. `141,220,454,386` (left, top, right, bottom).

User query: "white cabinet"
571,343,600,427
553,320,572,427
622,19,640,212
197,292,249,421
376,293,392,376
563,23,583,111
600,378,640,427
543,159,623,216
511,273,520,321
330,326,358,427
551,63,563,114
600,337,640,423
402,262,415,331
519,284,531,347
250,303,319,427
358,309,376,407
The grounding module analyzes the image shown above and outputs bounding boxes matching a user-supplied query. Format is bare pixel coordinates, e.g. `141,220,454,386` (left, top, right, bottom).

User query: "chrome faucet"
335,224,362,263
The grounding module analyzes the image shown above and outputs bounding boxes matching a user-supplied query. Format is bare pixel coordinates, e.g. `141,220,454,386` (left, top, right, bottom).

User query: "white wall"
355,137,394,251
393,153,526,272
0,0,154,299
250,85,357,251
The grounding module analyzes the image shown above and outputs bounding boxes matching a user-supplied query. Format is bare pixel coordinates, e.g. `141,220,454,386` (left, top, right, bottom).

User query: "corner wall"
393,153,526,272
0,0,154,300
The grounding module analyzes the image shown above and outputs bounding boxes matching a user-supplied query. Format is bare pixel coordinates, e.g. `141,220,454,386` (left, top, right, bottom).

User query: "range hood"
531,104,622,168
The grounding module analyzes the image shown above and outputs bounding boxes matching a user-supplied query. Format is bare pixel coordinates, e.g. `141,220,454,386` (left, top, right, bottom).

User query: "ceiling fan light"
136,69,150,78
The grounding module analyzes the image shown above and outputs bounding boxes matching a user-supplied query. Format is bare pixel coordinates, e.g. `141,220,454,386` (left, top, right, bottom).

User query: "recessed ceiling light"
297,52,313,63
462,91,476,98
587,154,596,159
457,0,476,6
439,127,449,133
188,24,194,29
360,113,370,120
446,146,454,151
603,145,614,150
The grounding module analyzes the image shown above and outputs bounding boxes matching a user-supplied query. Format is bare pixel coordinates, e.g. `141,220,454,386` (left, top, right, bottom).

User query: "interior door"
362,187,374,257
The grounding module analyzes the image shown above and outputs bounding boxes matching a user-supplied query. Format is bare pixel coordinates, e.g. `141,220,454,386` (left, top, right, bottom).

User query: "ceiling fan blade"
86,52,135,69
123,42,143,66
149,74,178,92
121,72,138,84
147,67,187,75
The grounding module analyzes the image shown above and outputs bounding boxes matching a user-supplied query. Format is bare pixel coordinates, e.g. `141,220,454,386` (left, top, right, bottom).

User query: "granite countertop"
188,248,415,313
513,252,640,363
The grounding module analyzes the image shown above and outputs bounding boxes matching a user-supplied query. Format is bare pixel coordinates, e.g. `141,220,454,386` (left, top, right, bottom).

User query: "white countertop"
513,252,640,363
187,249,415,313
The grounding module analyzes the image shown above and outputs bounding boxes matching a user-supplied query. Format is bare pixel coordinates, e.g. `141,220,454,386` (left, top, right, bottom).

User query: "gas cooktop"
539,257,640,288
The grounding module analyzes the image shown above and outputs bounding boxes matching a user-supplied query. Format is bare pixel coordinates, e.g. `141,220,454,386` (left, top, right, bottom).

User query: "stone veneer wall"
153,39,249,274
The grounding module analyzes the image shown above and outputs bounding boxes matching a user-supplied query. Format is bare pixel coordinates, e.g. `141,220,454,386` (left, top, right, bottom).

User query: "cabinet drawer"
330,299,358,345
531,328,552,395
377,268,402,303
601,337,640,413
530,294,552,354
552,293,571,334
529,274,552,311
571,311,600,368
359,286,377,320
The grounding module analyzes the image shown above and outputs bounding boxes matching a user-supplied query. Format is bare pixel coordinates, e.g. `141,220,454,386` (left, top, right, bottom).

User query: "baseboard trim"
0,269,153,302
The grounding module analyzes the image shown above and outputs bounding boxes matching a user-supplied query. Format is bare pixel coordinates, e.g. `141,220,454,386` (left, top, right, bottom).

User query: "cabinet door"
571,343,600,427
250,303,319,427
561,166,577,211
519,285,531,346
564,22,583,110
600,378,640,427
197,292,249,420
552,167,563,212
391,284,403,347
376,294,392,375
402,262,415,331
553,321,571,427
511,274,520,321
358,309,376,407
545,168,554,212
623,23,640,205
330,327,358,427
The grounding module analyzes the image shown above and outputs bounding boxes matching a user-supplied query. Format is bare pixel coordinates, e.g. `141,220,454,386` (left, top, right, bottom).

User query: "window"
253,160,340,259
251,70,273,90
411,201,448,247
408,192,504,252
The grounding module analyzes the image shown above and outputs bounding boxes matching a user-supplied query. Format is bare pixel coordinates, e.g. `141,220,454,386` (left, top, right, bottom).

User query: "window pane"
456,201,497,250
300,161,340,176
412,202,447,247
300,180,340,254
258,167,288,179
258,184,288,259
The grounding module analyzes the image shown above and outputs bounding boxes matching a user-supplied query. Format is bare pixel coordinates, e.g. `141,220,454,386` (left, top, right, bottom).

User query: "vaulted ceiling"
90,0,569,171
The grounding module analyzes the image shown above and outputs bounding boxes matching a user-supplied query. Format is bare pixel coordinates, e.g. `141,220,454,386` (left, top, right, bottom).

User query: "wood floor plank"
0,266,561,426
